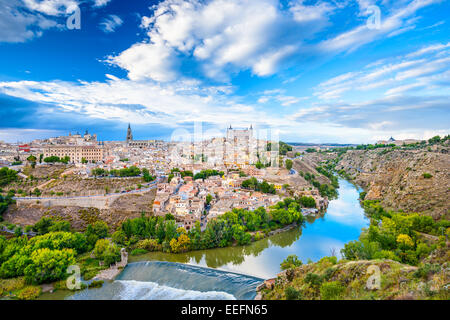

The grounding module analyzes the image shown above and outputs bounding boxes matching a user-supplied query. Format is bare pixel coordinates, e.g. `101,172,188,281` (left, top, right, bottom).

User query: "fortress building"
224,125,256,167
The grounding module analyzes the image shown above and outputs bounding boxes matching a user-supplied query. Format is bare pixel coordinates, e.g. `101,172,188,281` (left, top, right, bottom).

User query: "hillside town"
0,125,332,232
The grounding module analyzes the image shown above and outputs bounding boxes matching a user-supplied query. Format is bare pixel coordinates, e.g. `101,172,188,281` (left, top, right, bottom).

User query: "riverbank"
26,178,367,299
258,189,450,300
125,178,367,279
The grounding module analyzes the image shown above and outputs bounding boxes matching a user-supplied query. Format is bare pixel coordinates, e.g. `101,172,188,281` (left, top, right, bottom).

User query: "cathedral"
125,124,159,148
126,123,133,143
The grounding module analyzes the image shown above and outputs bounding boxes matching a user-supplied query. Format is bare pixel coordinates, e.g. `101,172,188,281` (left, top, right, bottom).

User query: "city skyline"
1,0,449,143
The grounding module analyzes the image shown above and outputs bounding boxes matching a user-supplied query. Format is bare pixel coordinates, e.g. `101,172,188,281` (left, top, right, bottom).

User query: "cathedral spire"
126,123,133,143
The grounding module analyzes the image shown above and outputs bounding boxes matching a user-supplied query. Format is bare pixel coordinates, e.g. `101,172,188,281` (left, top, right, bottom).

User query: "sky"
0,0,449,144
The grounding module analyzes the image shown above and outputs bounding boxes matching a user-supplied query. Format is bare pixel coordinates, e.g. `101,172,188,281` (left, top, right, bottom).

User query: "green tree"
206,194,213,205
280,254,302,270
285,159,293,171
24,248,76,284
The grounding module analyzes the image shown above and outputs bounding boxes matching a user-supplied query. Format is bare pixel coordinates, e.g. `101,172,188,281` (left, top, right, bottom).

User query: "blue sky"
0,0,449,143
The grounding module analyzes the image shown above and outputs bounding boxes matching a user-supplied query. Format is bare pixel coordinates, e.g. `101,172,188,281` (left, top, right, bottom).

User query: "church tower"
126,123,133,143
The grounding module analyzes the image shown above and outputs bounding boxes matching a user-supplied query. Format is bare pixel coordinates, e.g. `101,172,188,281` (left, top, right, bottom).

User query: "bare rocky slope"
335,145,449,220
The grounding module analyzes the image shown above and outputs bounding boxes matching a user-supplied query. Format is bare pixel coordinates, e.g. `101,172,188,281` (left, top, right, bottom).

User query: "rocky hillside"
3,188,156,231
335,145,449,220
258,250,449,300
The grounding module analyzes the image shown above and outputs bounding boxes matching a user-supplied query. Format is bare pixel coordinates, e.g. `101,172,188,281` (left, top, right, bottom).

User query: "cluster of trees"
142,168,156,182
171,168,193,177
428,135,449,145
0,197,310,287
114,198,306,254
300,170,338,199
193,169,224,180
0,232,84,284
297,196,316,208
341,200,450,266
167,168,193,183
323,135,449,156
316,166,339,188
90,166,155,183
109,166,141,177
0,167,18,187
44,156,70,164
266,141,293,155
0,218,120,285
254,161,271,169
0,194,14,220
241,177,276,194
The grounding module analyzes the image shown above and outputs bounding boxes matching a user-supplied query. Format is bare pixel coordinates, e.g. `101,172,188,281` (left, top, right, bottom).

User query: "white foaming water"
116,280,236,300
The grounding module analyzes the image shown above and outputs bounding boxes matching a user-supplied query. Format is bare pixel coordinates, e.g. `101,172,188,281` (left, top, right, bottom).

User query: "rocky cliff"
335,145,449,220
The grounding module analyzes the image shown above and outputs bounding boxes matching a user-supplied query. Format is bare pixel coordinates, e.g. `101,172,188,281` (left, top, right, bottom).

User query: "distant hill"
287,142,356,147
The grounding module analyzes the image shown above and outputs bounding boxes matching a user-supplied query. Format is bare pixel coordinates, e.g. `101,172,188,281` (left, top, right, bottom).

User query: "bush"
280,255,302,270
93,239,121,266
298,196,316,208
320,281,344,300
130,248,147,256
135,239,161,252
285,286,301,300
88,280,104,288
111,230,127,245
422,173,433,179
304,273,323,288
414,263,441,279
24,248,76,284
16,286,42,300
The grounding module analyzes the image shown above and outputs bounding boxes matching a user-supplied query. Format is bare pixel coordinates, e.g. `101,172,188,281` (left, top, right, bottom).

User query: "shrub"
24,248,76,284
414,263,441,279
422,173,433,179
320,281,344,300
280,255,303,270
130,248,147,256
253,231,264,241
93,239,120,266
135,239,161,252
111,230,127,245
304,273,323,288
285,286,301,300
89,280,104,288
16,286,42,300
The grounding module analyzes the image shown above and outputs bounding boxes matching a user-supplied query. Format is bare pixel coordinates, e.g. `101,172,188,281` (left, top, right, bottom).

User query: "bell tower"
126,123,133,143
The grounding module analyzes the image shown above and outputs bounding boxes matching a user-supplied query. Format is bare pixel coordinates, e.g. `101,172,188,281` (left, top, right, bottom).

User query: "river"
42,178,369,300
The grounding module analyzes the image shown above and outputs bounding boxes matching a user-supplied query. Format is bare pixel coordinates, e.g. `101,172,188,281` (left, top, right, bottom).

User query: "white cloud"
108,0,341,82
99,14,123,33
314,41,450,100
22,0,79,16
0,0,61,43
92,0,111,7
318,0,441,53
289,0,335,23
107,40,179,82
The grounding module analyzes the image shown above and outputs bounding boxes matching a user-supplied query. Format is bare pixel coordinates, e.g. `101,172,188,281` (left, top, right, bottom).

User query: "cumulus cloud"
107,0,341,82
22,0,79,16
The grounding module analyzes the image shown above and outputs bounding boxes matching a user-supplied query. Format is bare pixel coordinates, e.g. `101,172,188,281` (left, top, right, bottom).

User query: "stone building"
43,145,104,163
